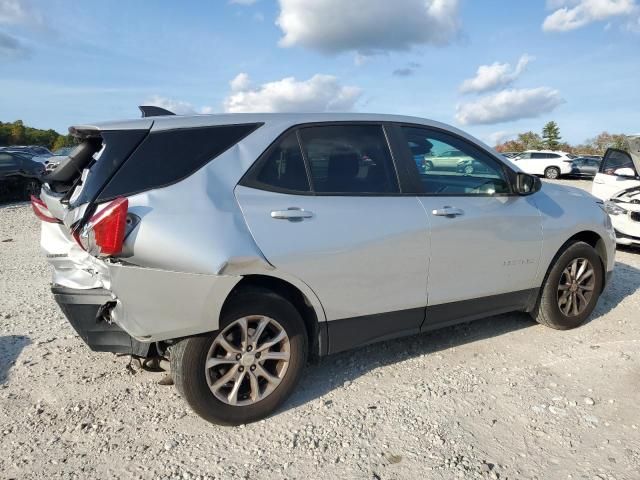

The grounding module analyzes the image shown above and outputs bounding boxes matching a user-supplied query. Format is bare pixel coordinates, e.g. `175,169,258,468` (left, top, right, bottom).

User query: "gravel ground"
1,179,639,480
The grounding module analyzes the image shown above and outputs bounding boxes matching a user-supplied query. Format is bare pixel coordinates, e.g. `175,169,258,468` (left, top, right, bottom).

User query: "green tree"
517,131,543,150
52,134,77,151
542,121,562,150
10,120,26,145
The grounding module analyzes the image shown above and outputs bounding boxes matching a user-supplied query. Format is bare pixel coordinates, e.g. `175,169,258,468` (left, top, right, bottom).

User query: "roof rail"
138,106,176,118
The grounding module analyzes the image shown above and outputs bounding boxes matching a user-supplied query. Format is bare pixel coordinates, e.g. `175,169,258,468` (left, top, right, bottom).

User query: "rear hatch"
36,121,153,289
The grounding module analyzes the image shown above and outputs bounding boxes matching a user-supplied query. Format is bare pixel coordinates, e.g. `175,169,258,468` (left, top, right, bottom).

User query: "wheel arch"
548,230,608,291
221,274,327,357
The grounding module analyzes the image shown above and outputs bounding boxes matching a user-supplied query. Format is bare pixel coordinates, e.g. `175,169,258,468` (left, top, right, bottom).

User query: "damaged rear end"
33,117,264,358
35,121,154,355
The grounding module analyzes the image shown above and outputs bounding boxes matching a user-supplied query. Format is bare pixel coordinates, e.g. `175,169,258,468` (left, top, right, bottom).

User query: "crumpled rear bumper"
52,285,151,356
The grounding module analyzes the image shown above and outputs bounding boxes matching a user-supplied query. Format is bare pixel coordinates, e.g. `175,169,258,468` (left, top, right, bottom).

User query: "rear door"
394,125,542,327
235,123,431,352
592,148,640,200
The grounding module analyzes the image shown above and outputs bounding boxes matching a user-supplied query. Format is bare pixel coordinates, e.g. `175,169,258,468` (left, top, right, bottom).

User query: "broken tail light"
30,195,62,224
75,197,128,257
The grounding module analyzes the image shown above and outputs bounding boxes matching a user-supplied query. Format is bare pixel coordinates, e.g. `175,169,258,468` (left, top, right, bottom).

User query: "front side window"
298,125,399,194
400,126,511,195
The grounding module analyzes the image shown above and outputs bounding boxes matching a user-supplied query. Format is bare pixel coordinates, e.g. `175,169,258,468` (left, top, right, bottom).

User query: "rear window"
96,123,261,202
253,131,310,192
602,149,637,175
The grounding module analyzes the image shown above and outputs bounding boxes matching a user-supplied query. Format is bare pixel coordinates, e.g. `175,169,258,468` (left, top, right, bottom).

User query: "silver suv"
34,113,616,425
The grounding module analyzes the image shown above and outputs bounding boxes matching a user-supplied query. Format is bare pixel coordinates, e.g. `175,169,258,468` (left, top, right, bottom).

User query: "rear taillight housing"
30,195,62,224
75,197,128,257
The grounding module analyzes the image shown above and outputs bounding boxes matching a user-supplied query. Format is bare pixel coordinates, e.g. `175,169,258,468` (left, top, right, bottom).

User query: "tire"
423,160,434,172
544,167,560,179
24,179,41,197
171,288,308,426
531,241,603,330
464,164,474,175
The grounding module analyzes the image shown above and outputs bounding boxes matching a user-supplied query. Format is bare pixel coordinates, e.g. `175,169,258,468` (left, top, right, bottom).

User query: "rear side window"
253,131,310,192
298,125,399,194
97,123,261,202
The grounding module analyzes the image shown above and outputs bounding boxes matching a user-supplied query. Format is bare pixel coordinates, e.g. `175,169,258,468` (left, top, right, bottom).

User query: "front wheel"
531,241,603,330
171,288,308,425
544,167,560,179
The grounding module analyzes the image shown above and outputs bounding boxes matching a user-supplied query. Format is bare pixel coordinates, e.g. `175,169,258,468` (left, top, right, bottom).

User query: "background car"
512,150,575,179
424,148,474,171
0,145,52,157
592,136,640,246
569,157,601,178
502,152,521,159
33,145,76,173
0,150,44,199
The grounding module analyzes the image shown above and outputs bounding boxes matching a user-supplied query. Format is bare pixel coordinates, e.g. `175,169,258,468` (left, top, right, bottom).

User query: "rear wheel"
423,160,434,172
544,166,560,179
171,288,308,425
531,241,603,330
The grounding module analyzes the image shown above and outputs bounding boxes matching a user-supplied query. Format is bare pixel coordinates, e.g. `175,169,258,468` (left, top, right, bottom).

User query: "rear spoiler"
139,106,175,118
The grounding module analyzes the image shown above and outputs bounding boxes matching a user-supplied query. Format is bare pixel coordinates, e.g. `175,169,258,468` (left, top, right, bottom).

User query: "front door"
396,125,543,327
235,124,431,352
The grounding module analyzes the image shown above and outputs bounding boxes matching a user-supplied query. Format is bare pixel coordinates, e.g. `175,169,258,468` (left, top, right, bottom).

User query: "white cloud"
230,72,251,92
543,0,637,32
276,0,461,54
486,131,516,146
0,0,42,26
459,54,534,94
144,95,212,115
223,73,362,113
455,88,565,125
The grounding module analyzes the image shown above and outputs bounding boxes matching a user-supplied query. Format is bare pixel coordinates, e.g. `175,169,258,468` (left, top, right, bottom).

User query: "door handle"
271,208,314,221
432,206,464,217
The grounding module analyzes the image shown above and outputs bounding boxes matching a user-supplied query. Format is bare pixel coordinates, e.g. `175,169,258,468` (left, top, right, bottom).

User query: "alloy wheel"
205,315,290,406
557,257,595,317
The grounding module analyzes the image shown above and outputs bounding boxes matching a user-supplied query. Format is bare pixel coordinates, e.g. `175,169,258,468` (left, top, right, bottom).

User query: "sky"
0,0,639,145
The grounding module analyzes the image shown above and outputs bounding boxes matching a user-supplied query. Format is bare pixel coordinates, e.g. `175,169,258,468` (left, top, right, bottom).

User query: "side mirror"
515,172,542,195
613,167,636,178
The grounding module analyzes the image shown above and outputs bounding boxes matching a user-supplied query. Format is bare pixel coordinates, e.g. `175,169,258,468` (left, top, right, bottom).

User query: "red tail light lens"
76,197,128,257
30,195,62,224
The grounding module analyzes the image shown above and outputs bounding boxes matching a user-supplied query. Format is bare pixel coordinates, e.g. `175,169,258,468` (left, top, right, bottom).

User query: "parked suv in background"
0,150,44,199
592,135,640,246
513,150,575,179
34,113,615,425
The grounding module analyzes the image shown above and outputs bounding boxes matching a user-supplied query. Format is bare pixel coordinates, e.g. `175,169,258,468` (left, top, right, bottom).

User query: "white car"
592,135,640,246
512,150,575,179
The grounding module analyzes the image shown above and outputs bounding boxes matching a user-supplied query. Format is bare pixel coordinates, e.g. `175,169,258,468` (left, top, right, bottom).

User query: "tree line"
495,121,629,155
0,120,76,151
